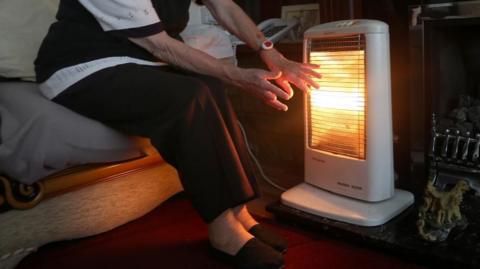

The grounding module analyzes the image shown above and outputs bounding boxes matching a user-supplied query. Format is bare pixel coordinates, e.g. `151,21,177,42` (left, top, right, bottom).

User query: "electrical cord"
236,120,287,191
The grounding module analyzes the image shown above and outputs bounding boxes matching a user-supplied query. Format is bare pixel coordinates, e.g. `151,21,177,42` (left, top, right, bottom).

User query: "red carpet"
18,194,425,269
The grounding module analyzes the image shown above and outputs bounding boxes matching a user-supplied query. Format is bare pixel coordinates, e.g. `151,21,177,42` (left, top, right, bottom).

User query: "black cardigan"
35,0,192,83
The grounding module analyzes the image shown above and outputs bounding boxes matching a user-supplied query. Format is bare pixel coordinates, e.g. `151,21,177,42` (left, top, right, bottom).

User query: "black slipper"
211,238,284,269
249,224,288,253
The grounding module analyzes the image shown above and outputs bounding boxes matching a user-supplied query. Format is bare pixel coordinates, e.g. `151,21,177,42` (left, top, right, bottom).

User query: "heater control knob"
336,20,356,28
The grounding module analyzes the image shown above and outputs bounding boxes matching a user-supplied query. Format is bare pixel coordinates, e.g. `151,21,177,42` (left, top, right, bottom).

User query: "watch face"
262,40,273,50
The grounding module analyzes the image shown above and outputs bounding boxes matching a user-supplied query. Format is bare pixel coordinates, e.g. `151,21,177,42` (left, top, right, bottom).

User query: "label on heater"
312,157,326,163
337,182,363,190
351,185,363,190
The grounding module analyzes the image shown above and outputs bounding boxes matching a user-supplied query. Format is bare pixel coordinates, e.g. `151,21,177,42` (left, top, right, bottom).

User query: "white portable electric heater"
281,20,414,226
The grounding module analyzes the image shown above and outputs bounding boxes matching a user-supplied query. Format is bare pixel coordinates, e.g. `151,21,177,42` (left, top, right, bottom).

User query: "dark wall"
234,0,262,23
258,0,318,22
361,0,414,184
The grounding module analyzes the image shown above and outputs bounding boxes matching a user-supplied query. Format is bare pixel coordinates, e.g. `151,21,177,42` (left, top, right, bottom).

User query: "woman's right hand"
131,32,292,111
226,67,291,111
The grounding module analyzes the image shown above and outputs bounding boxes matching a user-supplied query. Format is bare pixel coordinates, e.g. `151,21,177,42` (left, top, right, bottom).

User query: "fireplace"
409,1,480,191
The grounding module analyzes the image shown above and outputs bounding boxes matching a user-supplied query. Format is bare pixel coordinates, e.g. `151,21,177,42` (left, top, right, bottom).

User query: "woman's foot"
233,205,288,253
208,209,284,269
208,209,253,256
248,224,288,253
229,238,284,269
233,204,258,230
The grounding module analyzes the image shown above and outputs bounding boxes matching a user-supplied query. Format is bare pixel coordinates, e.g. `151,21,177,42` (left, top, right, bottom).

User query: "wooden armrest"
0,138,164,213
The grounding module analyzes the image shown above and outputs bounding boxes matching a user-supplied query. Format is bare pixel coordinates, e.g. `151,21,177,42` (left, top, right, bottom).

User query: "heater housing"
305,20,392,202
281,20,414,226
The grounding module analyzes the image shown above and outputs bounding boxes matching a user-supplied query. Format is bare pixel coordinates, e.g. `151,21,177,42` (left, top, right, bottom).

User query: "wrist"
221,63,242,85
258,46,279,60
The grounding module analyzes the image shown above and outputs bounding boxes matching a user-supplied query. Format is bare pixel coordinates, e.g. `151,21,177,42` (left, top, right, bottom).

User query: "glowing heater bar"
308,50,366,160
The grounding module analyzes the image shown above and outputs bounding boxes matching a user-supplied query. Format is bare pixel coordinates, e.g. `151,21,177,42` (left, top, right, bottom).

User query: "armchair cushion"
0,82,143,184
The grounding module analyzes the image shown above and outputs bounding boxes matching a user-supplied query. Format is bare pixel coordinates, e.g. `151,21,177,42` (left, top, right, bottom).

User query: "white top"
78,0,162,32
39,57,166,99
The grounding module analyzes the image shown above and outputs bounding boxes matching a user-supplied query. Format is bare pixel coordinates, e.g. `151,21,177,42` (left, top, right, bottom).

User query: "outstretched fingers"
283,66,321,93
259,71,290,100
301,66,322,80
286,74,312,93
266,97,288,111
275,79,294,99
299,73,320,89
302,62,321,69
252,70,289,111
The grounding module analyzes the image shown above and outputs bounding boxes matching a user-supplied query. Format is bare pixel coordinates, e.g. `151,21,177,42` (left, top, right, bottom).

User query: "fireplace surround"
409,1,480,185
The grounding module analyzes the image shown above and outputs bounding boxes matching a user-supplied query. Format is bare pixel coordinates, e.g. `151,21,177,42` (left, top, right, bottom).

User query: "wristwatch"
257,39,273,52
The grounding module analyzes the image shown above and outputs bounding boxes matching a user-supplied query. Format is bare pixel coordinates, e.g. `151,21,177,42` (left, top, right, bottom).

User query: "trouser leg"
173,71,259,189
53,64,259,222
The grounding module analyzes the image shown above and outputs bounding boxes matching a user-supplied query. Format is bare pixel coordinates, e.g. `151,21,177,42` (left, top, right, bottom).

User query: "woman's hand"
132,32,298,111
226,67,292,111
225,52,320,111
259,49,322,99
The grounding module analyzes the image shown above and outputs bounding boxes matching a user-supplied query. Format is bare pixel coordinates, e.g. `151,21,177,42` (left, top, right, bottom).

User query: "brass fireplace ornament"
417,113,478,242
417,178,470,242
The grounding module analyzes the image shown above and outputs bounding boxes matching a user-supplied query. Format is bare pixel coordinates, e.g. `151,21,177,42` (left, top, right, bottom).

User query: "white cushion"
0,82,143,184
181,24,235,59
0,0,59,80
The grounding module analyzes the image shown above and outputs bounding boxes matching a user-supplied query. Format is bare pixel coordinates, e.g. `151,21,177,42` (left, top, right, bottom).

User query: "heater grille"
307,34,366,159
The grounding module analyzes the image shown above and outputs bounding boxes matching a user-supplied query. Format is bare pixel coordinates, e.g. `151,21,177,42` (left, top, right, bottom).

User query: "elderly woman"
35,0,320,268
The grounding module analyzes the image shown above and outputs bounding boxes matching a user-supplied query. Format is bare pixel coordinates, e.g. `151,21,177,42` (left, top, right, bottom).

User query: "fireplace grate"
429,113,480,192
430,114,480,167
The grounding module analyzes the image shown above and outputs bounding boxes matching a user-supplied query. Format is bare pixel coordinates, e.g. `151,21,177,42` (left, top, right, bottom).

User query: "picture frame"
281,3,320,43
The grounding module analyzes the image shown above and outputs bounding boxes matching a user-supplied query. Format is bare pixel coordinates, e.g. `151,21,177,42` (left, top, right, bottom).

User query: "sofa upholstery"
0,142,183,269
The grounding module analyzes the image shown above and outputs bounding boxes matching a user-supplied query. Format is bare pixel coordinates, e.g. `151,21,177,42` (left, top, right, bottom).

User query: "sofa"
0,1,184,268
0,81,184,269
0,1,237,267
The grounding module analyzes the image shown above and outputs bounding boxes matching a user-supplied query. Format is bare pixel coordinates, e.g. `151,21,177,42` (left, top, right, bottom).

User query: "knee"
171,77,229,115
180,78,213,107
171,78,215,113
201,77,228,101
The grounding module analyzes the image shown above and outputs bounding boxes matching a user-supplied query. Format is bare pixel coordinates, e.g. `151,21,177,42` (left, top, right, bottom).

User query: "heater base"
281,183,414,227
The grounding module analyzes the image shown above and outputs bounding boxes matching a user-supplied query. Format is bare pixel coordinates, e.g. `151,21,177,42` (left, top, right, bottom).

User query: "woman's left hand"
259,49,322,99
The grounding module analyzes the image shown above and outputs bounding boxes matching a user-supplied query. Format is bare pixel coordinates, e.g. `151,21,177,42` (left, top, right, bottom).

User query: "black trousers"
53,63,260,223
